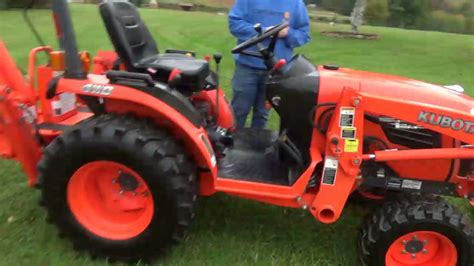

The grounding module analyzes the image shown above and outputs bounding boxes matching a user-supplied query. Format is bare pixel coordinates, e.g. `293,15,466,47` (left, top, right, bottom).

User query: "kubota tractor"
0,0,472,264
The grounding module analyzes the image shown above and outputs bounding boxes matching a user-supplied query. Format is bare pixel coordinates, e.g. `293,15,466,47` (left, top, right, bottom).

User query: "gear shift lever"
213,53,223,123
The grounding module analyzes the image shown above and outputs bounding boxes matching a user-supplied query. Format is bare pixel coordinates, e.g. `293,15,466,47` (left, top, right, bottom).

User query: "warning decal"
339,107,355,127
52,93,77,116
322,157,338,185
341,127,356,139
344,139,359,153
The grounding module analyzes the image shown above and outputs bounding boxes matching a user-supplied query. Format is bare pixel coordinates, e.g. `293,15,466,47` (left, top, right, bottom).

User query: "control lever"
213,53,223,124
254,23,263,36
213,53,222,87
168,68,182,89
168,74,181,89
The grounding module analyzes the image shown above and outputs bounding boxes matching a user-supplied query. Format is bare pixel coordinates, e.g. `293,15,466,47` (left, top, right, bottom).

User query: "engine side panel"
315,66,471,182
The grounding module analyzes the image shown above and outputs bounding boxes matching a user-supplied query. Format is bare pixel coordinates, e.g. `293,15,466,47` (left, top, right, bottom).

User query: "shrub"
466,16,474,33
320,0,356,16
365,0,389,25
6,0,49,8
425,10,468,34
0,0,7,10
388,0,431,28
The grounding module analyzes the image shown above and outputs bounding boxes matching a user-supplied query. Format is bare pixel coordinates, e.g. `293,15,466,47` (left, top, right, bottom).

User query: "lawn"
0,4,473,266
157,0,234,8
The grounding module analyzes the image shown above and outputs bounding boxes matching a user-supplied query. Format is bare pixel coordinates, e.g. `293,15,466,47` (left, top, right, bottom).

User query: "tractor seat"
137,53,210,84
99,0,211,93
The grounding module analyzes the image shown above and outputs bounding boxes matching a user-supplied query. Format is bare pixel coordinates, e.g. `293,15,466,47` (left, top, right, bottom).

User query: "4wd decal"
417,111,474,134
82,84,114,96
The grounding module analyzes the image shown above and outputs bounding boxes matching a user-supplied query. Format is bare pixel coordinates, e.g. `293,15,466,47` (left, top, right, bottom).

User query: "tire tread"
38,114,198,262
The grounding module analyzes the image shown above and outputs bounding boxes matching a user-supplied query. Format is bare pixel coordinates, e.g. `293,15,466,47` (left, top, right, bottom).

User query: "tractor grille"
378,117,442,149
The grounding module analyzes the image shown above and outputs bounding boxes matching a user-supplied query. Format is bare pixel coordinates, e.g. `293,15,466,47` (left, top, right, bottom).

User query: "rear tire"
358,194,473,266
38,115,198,262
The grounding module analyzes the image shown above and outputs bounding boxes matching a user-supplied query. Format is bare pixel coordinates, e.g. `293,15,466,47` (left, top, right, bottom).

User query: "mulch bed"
321,31,380,40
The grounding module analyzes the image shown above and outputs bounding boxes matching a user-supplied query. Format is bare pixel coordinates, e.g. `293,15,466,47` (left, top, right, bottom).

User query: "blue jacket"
229,0,311,69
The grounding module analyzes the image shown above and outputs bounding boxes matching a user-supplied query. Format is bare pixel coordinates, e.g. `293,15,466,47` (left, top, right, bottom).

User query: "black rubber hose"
309,102,337,132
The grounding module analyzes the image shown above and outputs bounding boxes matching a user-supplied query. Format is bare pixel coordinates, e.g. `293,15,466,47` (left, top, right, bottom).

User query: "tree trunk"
350,0,367,32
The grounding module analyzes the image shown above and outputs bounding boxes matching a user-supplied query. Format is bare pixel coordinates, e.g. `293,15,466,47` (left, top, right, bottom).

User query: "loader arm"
0,41,42,186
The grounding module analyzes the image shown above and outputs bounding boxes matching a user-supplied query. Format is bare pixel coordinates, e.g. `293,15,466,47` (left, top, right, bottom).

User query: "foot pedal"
207,127,233,157
278,130,304,167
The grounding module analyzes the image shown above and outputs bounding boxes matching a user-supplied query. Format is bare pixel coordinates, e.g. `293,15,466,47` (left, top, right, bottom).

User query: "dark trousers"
231,64,269,129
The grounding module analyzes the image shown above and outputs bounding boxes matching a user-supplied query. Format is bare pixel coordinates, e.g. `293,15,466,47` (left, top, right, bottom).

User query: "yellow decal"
344,139,359,153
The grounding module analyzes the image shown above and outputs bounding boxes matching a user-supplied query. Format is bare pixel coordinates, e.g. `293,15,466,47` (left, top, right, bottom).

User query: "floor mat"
217,129,290,186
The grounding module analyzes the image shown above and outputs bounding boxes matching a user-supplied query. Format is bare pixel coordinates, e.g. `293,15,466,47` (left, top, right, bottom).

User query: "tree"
387,0,431,28
321,0,356,16
365,0,389,25
351,0,367,32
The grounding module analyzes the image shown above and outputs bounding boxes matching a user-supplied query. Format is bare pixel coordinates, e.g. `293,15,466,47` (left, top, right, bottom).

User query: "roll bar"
51,0,86,79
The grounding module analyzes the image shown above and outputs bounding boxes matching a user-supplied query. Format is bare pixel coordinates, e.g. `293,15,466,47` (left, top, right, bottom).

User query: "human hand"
278,27,289,38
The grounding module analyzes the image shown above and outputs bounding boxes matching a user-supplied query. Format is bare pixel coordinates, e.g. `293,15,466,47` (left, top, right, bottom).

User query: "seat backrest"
99,0,158,71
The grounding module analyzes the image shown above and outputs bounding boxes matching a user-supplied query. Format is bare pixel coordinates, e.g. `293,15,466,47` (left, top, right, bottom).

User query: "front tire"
358,195,473,266
38,115,197,261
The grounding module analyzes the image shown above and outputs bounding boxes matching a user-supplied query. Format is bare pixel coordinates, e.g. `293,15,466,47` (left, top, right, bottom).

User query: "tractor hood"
319,67,474,114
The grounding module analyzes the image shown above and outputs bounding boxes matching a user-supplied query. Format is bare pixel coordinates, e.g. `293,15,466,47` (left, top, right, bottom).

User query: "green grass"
0,4,473,265
157,0,233,8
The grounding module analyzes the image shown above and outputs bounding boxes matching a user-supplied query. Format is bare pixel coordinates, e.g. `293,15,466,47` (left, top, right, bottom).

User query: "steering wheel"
231,22,289,57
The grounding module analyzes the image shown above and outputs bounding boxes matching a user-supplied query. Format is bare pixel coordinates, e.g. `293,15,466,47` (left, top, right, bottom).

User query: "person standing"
228,0,311,129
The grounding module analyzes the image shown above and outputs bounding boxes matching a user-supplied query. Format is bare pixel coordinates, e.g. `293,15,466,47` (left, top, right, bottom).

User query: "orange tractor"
0,0,472,264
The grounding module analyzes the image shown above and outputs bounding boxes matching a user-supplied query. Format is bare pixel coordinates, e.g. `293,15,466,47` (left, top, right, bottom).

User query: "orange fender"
55,76,218,195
